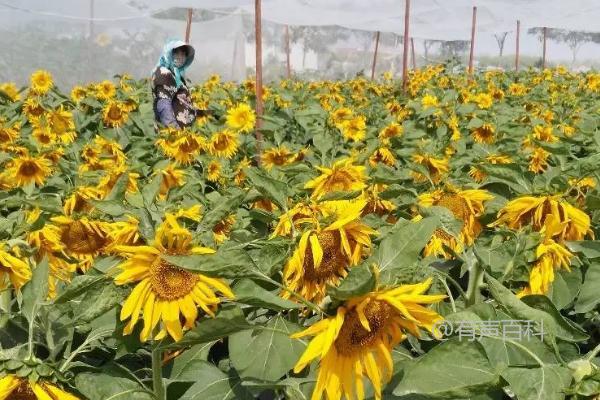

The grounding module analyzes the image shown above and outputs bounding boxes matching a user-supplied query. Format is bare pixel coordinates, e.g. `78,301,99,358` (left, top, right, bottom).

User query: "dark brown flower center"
334,300,392,356
107,105,123,120
436,193,470,222
149,258,198,300
18,161,40,177
7,380,36,400
303,230,347,282
61,220,107,254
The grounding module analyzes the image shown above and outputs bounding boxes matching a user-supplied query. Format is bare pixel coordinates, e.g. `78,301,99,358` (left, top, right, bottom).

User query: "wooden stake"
185,9,193,42
254,0,264,160
371,31,380,80
542,26,547,69
285,25,291,79
411,37,416,70
402,0,410,92
468,6,477,74
515,20,520,72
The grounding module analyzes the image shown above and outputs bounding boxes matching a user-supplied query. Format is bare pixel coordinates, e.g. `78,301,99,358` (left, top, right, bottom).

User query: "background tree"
528,27,600,64
494,32,509,57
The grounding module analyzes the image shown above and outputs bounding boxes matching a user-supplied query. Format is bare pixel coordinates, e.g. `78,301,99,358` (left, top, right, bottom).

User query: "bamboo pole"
411,37,416,70
468,6,477,74
185,9,193,42
285,25,291,79
254,0,264,160
402,0,410,92
515,20,520,72
542,26,547,69
371,31,381,80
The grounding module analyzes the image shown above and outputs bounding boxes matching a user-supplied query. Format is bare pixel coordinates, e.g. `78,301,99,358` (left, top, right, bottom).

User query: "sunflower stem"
151,344,165,400
465,259,484,306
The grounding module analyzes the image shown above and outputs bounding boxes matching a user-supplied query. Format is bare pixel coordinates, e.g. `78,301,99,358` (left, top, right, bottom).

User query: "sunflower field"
0,66,599,400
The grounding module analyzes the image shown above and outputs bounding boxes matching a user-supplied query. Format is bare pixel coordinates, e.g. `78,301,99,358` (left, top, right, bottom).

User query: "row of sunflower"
0,65,599,400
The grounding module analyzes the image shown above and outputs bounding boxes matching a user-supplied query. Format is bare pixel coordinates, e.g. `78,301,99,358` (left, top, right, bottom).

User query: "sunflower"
252,198,279,212
369,147,396,167
272,202,319,238
0,122,20,145
95,80,116,100
48,106,76,143
207,130,239,159
0,243,31,291
51,215,110,269
0,82,20,101
226,103,256,133
468,154,513,183
234,157,252,186
106,216,142,250
102,101,129,128
340,115,366,142
330,107,353,126
472,123,495,144
419,188,493,256
291,278,445,400
418,188,494,246
518,215,574,296
473,92,493,109
206,160,222,183
23,97,45,120
411,154,449,184
27,224,77,298
63,186,104,216
156,163,186,199
43,147,65,165
97,169,139,197
30,70,54,95
32,119,58,147
528,146,550,173
213,215,236,244
305,158,367,200
156,133,205,165
261,146,294,170
378,122,403,144
7,155,53,187
282,199,376,304
532,125,558,143
569,176,596,206
70,85,87,103
0,375,80,399
113,213,233,342
421,94,439,108
362,184,396,221
491,194,592,241
79,136,127,172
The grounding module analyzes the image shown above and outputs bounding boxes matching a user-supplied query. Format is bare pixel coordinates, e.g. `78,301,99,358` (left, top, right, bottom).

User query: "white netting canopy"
1,0,599,87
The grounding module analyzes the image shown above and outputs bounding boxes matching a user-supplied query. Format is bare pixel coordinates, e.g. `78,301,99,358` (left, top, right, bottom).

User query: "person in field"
152,39,207,129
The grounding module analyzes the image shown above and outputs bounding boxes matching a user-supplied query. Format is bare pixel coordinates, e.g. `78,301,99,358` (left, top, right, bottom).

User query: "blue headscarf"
155,39,195,89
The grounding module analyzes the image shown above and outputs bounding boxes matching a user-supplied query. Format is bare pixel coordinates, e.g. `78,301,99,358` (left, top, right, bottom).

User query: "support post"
371,31,380,80
285,25,291,79
542,26,547,69
515,20,520,72
185,9,193,42
468,6,477,74
411,37,416,70
254,0,264,161
402,0,410,92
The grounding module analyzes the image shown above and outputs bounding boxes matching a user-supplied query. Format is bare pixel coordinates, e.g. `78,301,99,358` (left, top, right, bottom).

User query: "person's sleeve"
157,99,178,127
